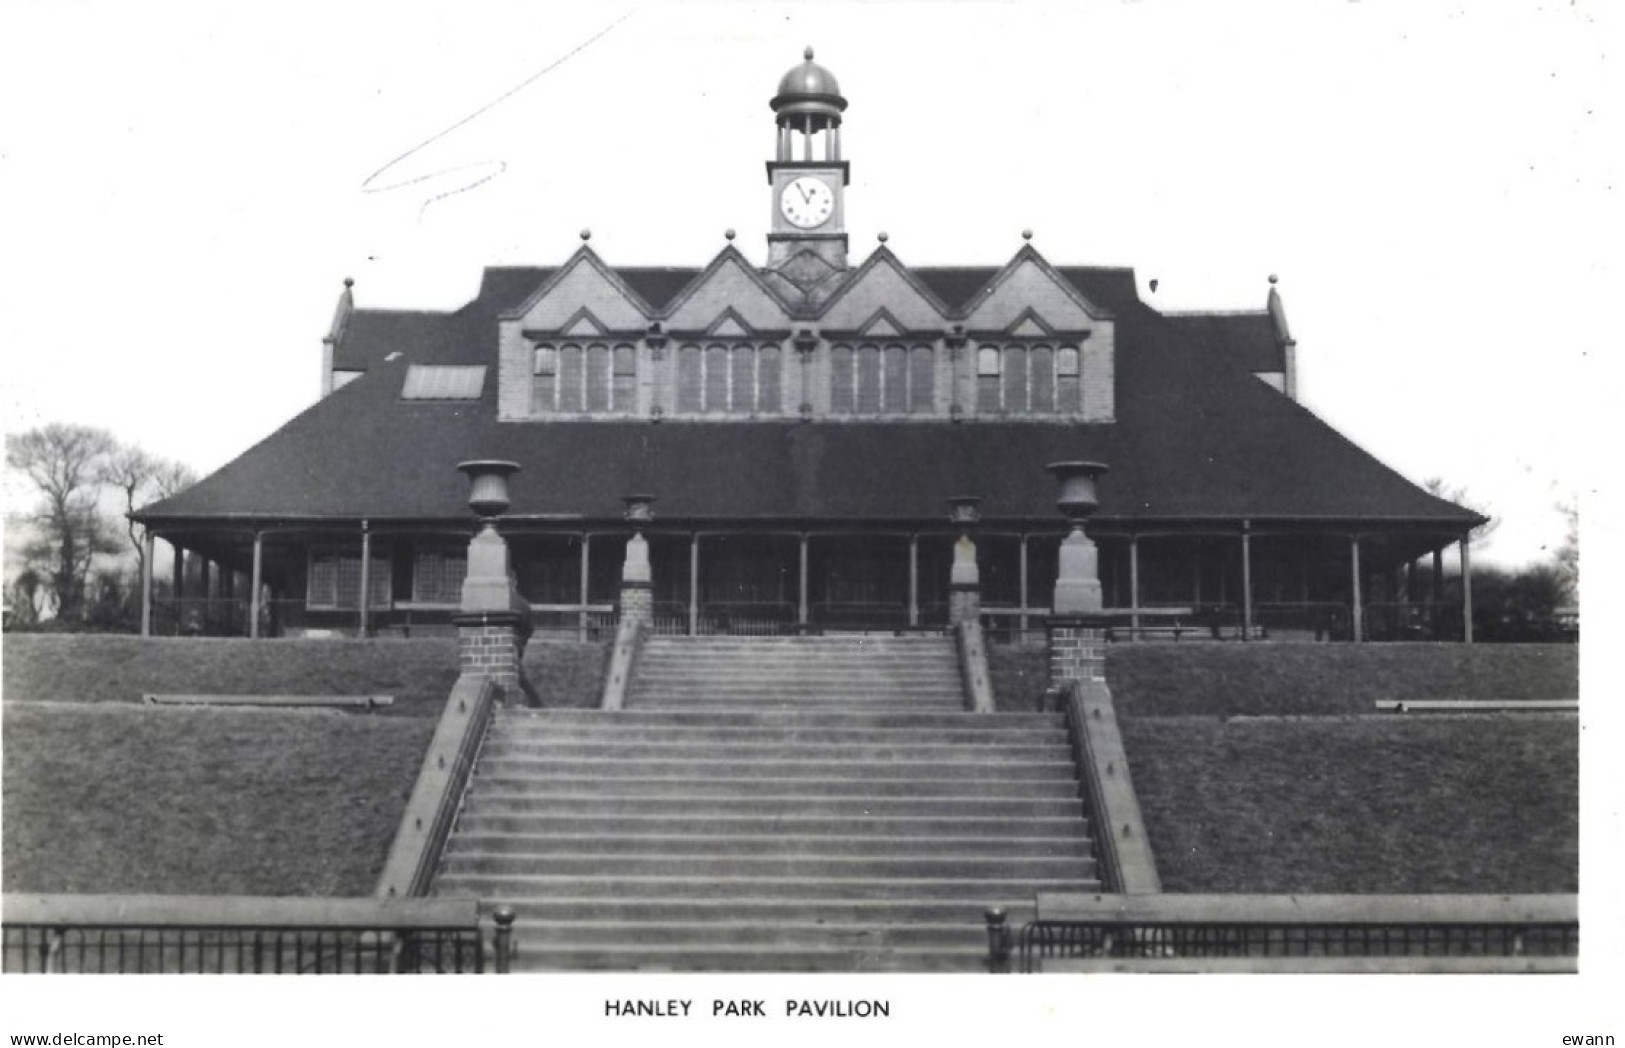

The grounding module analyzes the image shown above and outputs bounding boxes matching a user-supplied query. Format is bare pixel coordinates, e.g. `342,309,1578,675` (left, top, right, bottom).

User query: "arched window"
758,345,782,413
532,345,559,413
704,345,729,410
976,346,1002,413
558,344,584,413
1029,344,1055,412
612,344,637,411
974,343,1083,415
908,346,935,414
677,344,704,412
1057,346,1082,412
729,346,754,414
856,344,883,413
830,345,855,414
585,343,611,412
882,345,908,414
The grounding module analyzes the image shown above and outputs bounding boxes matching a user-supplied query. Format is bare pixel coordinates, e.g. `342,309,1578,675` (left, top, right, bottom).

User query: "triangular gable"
504,247,652,331
704,307,756,337
961,245,1109,332
559,307,611,338
817,248,951,331
858,308,907,338
663,247,794,332
1005,307,1055,338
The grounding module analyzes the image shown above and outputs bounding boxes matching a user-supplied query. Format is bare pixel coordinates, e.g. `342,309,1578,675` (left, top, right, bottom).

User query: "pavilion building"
134,49,1482,645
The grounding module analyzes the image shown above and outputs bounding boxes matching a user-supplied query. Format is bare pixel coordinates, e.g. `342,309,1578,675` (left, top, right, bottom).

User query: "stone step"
499,709,1062,729
476,756,1077,781
489,722,1068,746
443,832,1091,859
480,740,1072,761
465,895,1047,924
505,942,986,973
629,702,965,714
468,774,1080,800
501,918,988,949
453,812,1089,839
440,852,1095,880
433,872,1089,901
630,677,963,690
458,793,1084,818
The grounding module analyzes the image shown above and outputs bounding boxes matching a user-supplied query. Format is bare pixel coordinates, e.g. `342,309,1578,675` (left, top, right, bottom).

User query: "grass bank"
1120,713,1578,893
3,634,609,715
2,703,435,895
1107,642,1577,717
985,642,1578,716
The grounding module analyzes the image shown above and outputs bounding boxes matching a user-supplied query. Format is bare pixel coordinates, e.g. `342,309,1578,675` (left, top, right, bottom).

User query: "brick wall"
1048,619,1107,685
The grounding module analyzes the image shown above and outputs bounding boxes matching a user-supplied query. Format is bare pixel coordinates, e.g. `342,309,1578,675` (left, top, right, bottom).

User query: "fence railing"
1253,602,1353,641
1,894,511,973
1001,893,1578,973
1362,602,1463,642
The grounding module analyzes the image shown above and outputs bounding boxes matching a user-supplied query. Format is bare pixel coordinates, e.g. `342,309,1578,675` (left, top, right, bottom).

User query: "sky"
3,2,1614,570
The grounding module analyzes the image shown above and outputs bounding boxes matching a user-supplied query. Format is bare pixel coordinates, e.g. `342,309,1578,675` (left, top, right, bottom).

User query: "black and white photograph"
1,1,1615,1043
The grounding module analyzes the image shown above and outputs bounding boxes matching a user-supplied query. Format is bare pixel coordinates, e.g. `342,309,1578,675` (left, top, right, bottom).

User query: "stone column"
1045,462,1110,687
619,496,656,626
947,497,982,626
452,461,531,700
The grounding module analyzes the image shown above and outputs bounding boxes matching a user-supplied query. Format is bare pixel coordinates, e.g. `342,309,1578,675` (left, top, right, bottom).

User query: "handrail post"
985,907,1011,973
492,906,516,973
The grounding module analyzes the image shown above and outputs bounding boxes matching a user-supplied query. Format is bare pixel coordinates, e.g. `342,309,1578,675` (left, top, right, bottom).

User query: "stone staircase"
431,635,1101,971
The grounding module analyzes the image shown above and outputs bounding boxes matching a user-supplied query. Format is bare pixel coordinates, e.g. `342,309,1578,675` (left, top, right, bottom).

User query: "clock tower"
765,48,849,302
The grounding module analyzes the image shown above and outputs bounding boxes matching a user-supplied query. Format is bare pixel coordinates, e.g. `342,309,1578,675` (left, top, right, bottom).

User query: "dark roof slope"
1165,311,1284,374
144,266,1478,529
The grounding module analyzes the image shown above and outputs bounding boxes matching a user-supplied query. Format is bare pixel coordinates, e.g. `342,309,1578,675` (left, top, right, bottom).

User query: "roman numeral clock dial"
780,176,835,229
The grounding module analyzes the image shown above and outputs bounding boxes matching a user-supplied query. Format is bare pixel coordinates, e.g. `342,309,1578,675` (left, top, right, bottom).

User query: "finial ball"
579,229,592,242
725,228,736,241
1021,228,1034,241
804,46,815,60
343,277,355,288
877,231,889,243
1269,273,1279,285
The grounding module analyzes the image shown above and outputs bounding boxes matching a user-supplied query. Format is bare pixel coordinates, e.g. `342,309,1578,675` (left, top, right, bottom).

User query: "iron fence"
1004,894,1578,973
2,895,511,974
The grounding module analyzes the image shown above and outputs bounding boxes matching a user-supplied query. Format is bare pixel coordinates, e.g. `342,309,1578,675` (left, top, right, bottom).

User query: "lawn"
1107,642,1579,717
2,703,435,896
1,633,610,896
1119,713,1579,893
985,642,1578,716
3,634,609,714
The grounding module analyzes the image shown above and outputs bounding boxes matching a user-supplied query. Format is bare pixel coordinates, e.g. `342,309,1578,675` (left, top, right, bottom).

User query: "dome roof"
771,47,847,122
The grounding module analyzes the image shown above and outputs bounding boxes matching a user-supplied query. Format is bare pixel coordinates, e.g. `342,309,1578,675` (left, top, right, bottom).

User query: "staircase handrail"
375,674,501,900
1055,678,1161,895
955,618,996,713
600,616,649,710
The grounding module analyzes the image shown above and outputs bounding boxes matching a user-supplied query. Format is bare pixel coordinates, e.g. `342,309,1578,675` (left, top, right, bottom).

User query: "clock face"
780,176,835,229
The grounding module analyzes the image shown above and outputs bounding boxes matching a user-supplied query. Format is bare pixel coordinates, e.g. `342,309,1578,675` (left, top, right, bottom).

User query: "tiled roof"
140,264,1479,529
1164,311,1285,374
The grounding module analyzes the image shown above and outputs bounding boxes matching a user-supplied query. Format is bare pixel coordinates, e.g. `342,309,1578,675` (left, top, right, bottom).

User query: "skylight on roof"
402,365,485,401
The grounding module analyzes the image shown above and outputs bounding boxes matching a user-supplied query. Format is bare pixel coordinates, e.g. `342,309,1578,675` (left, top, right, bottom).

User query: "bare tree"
5,424,121,620
1554,500,1578,602
99,445,198,585
1423,477,1500,548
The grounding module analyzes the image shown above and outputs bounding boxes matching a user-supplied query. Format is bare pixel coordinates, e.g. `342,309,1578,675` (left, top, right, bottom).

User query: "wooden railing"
1,894,511,973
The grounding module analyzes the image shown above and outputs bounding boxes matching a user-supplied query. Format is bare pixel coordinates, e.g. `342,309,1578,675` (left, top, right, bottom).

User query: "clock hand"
799,183,812,203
